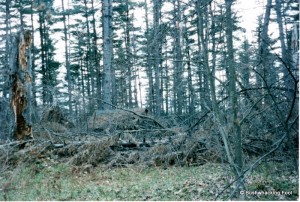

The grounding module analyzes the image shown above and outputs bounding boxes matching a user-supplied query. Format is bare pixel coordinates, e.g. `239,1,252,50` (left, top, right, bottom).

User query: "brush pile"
0,107,222,170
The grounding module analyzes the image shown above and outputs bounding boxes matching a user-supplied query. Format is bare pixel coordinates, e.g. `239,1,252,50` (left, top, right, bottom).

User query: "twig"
214,134,287,200
0,139,33,148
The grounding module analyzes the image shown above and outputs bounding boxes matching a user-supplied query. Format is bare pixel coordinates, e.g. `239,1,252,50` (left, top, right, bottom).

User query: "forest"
0,0,299,200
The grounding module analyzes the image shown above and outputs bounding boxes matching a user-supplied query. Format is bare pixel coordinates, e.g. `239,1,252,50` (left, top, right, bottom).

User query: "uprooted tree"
9,30,33,143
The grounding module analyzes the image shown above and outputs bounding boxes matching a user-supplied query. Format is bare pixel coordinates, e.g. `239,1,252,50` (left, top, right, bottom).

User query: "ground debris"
0,109,224,169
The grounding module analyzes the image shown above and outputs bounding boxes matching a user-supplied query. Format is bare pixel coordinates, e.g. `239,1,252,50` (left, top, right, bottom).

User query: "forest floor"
0,161,298,201
0,107,298,200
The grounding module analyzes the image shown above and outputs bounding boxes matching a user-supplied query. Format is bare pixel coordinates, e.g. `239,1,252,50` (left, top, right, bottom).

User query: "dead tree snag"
10,30,33,143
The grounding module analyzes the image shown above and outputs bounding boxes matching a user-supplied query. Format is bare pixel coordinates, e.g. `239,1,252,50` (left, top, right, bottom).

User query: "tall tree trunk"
165,51,169,115
258,0,272,107
38,3,47,105
196,0,210,110
131,32,139,107
225,0,243,172
80,58,86,115
172,0,184,115
153,0,162,115
185,33,195,115
30,1,37,109
125,0,133,108
84,0,95,112
102,0,113,109
61,0,72,113
275,0,298,173
4,0,10,100
91,0,102,108
144,0,154,112
275,0,293,101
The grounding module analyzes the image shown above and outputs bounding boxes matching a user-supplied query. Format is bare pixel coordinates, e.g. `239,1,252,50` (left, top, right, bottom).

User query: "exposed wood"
10,30,33,143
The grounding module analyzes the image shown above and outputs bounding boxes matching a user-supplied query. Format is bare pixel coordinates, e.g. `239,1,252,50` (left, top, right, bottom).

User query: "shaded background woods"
0,0,298,191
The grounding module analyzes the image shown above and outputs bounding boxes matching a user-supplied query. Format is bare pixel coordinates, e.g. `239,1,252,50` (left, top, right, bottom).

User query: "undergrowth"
0,162,298,200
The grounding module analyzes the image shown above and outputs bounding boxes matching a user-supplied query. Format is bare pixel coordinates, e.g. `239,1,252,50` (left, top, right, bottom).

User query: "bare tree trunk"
275,0,298,173
172,0,184,115
164,49,169,115
10,30,33,143
37,3,47,105
61,0,72,113
258,0,272,107
80,58,86,115
183,19,195,115
5,0,10,99
84,0,96,112
275,0,294,101
225,0,243,172
144,0,154,112
152,0,162,115
91,0,102,108
102,0,113,109
196,0,210,110
125,0,133,108
30,1,37,110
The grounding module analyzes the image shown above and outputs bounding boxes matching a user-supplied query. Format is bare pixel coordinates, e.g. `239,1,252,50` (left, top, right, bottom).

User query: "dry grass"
0,162,297,201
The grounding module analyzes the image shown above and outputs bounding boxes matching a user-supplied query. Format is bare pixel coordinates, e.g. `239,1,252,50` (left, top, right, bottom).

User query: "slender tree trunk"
80,58,86,115
91,0,102,108
125,0,133,108
4,0,10,100
275,0,298,172
172,0,184,115
196,0,210,110
84,0,95,112
30,1,37,109
38,4,47,105
164,50,169,115
61,0,72,112
144,0,154,112
258,0,272,107
275,0,293,101
131,32,139,107
195,10,204,111
19,0,24,27
102,0,113,109
152,0,162,115
225,0,243,172
185,38,195,115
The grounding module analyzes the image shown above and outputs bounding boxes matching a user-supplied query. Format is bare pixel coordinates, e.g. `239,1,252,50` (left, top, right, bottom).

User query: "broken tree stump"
9,30,33,143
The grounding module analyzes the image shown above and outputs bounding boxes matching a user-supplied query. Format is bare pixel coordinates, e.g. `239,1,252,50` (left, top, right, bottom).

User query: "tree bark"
225,0,243,172
102,0,113,109
153,0,162,115
61,0,72,113
172,0,184,115
275,0,294,101
144,0,154,113
125,0,133,108
258,0,272,106
91,0,102,108
10,30,33,143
